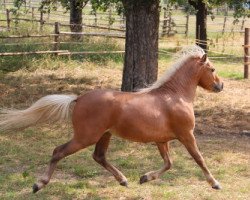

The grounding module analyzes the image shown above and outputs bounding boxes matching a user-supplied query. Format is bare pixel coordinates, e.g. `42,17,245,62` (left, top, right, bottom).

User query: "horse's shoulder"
168,98,194,122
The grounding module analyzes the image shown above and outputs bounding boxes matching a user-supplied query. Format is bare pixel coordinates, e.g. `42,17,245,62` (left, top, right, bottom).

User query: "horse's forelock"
174,45,205,60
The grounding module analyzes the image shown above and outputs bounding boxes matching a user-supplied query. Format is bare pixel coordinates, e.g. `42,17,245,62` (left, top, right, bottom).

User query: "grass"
0,36,124,73
0,49,249,199
0,129,249,199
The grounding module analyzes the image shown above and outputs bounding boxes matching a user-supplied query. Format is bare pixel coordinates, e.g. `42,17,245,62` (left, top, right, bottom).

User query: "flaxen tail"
0,94,78,132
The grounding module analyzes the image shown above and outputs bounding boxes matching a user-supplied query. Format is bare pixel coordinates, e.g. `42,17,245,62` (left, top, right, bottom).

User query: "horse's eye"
211,68,215,72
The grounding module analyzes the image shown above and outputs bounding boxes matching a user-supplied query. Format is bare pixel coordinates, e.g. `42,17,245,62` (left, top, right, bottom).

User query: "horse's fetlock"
166,163,172,170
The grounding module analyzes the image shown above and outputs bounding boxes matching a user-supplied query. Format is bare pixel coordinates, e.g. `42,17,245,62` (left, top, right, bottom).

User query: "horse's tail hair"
0,94,78,132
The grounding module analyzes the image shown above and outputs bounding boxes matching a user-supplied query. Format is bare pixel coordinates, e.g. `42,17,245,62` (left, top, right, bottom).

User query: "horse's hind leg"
140,142,172,184
92,132,128,186
33,138,87,193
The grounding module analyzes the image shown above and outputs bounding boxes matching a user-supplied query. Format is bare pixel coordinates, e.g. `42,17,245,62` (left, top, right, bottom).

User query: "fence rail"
0,50,125,56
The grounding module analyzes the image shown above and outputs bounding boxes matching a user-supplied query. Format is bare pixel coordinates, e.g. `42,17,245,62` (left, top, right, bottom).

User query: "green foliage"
174,0,250,18
91,0,123,14
12,0,250,18
228,0,250,18
168,0,196,13
13,0,162,16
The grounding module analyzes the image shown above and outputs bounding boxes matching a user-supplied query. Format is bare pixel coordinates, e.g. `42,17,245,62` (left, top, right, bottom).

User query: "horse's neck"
157,60,200,102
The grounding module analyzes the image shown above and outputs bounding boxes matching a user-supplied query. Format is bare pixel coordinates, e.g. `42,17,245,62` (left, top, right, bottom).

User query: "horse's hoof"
32,184,39,193
120,181,128,187
212,183,222,190
139,175,148,184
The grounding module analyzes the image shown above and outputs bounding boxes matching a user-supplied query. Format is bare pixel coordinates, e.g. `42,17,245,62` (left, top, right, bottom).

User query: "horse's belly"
110,122,175,143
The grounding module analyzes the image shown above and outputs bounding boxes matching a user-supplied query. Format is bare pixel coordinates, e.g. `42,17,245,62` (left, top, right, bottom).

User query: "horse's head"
197,54,223,93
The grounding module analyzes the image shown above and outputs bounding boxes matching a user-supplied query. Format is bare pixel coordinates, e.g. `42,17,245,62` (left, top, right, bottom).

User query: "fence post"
6,9,10,31
222,16,227,35
24,0,27,10
40,11,44,32
47,12,50,22
122,13,125,28
244,28,249,79
120,13,124,29
108,7,112,31
162,7,167,37
216,34,219,51
185,13,189,38
94,10,97,26
3,0,6,9
54,22,60,53
167,8,172,36
31,7,34,19
241,16,246,32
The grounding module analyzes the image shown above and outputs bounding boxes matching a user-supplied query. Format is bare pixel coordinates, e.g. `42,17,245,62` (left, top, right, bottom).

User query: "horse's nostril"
221,83,224,90
213,83,223,92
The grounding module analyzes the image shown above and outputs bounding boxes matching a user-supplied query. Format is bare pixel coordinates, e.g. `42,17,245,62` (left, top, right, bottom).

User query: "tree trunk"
196,0,207,50
188,0,207,50
121,0,159,92
70,0,83,40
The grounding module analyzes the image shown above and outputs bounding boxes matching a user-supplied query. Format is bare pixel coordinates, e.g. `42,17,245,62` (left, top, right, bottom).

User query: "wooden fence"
0,20,126,56
244,28,250,79
0,4,188,36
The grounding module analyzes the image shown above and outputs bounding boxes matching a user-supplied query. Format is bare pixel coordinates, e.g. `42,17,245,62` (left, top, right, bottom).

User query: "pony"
0,46,224,193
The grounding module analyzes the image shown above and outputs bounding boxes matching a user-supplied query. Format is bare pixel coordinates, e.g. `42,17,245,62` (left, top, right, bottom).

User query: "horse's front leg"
140,142,172,184
179,131,221,189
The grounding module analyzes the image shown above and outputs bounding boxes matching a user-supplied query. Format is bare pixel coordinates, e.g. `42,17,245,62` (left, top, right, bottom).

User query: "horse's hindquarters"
72,90,120,143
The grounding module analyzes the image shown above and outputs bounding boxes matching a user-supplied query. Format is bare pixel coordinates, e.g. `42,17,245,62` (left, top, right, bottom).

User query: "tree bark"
188,0,207,50
70,0,83,40
196,0,207,50
121,0,159,91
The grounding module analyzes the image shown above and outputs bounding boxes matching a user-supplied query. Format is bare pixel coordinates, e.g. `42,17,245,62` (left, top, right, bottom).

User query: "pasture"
0,44,249,199
0,2,250,200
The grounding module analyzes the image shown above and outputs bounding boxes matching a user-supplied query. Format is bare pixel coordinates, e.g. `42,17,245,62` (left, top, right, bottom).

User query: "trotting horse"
0,46,223,193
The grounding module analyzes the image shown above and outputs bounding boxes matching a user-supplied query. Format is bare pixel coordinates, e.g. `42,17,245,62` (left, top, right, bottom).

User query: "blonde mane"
139,45,205,93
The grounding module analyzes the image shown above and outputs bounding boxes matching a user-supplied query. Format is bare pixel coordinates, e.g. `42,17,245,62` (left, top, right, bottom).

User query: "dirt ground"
194,79,250,136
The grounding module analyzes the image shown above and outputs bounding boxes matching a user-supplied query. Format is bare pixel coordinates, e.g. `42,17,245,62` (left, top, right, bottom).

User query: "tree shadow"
194,106,250,136
0,72,97,107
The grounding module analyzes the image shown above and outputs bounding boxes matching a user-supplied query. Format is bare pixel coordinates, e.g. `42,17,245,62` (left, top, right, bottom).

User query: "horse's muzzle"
213,82,223,92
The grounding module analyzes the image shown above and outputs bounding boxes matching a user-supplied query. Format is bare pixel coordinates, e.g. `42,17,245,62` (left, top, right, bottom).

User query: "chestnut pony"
0,46,223,193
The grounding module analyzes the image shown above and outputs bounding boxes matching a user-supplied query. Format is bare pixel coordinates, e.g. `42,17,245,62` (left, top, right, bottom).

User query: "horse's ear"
201,54,207,63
